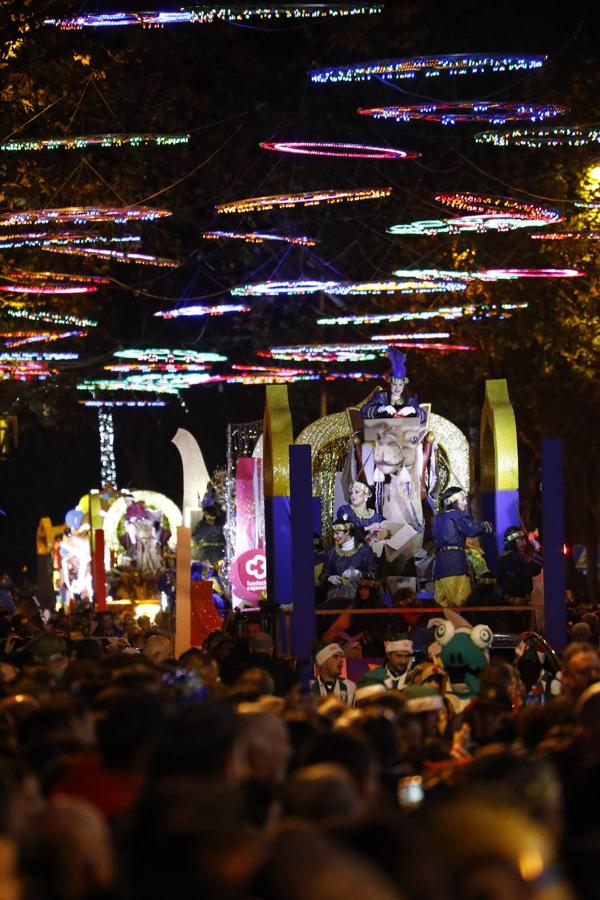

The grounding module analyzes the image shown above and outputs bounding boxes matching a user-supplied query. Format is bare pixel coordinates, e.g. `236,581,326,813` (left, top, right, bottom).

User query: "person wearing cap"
321,517,377,606
432,486,493,608
311,642,356,706
356,635,414,695
360,349,426,425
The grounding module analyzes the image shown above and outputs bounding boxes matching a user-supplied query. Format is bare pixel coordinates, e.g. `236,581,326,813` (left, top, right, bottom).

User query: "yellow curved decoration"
480,379,519,492
263,384,294,498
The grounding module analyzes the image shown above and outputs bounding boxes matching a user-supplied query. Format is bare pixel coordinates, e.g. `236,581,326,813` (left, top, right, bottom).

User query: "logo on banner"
231,548,267,602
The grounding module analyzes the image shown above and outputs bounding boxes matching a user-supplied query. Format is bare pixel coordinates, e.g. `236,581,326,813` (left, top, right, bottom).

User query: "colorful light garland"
80,400,167,408
370,332,450,341
0,361,56,381
98,410,118,487
0,284,98,294
42,247,178,267
7,270,110,285
260,141,421,160
5,308,98,328
530,231,600,241
0,206,170,226
259,341,474,362
45,4,384,29
231,278,468,297
0,233,142,250
316,301,529,326
478,267,584,279
216,186,392,214
357,102,567,125
105,363,210,373
0,352,78,361
202,230,317,246
2,329,86,348
78,373,213,394
434,193,563,223
388,215,549,235
155,304,250,319
392,266,583,280
0,134,190,153
574,201,600,210
474,125,600,148
114,348,227,363
309,53,547,84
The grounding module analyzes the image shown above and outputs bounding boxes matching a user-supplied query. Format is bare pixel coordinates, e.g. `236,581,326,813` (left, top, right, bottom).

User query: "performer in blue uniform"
336,481,383,540
432,486,493,607
360,349,426,425
321,517,377,606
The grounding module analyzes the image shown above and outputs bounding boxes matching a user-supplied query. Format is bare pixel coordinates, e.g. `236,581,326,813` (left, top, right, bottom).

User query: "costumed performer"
497,526,543,629
321,517,378,606
336,480,383,540
310,641,356,705
432,487,493,608
360,349,426,425
356,634,414,698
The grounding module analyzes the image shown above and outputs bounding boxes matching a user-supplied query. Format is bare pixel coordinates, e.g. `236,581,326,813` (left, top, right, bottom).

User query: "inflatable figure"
429,612,494,712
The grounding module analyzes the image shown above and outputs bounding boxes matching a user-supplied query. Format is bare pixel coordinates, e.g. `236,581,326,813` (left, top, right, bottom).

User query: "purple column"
289,445,316,683
542,438,567,651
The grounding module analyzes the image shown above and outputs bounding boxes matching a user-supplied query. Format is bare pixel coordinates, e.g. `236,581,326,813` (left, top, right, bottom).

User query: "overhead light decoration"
6,270,110,285
202,230,317,246
0,351,78,360
0,233,142,250
0,284,98,294
80,399,167,408
98,410,117,487
154,304,250,318
114,348,227,363
0,206,170,226
370,331,450,340
231,278,468,296
105,363,210,373
309,53,547,84
5,308,98,327
358,102,566,125
530,231,600,240
78,373,213,394
43,247,178,266
388,215,550,234
0,360,56,381
391,267,517,282
474,125,600,148
316,301,528,325
260,141,421,159
259,341,474,361
2,329,87,348
477,267,584,278
0,133,190,152
434,192,563,223
45,4,384,29
216,186,391,213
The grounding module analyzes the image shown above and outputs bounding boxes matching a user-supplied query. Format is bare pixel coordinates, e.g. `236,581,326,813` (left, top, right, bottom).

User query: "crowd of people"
0,591,597,900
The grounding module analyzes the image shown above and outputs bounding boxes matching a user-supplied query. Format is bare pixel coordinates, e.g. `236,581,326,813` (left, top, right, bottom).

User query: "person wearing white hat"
356,635,414,696
310,642,356,706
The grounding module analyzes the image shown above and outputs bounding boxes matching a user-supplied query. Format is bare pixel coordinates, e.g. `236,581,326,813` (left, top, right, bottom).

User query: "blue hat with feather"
388,348,408,380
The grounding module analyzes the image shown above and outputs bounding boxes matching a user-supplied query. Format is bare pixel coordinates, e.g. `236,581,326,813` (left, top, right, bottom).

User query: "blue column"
264,495,292,605
289,445,316,684
542,438,566,651
481,489,521,572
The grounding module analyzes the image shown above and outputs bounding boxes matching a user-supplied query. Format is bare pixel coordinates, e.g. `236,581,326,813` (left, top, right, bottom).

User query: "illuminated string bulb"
388,215,549,235
154,304,250,319
259,342,473,362
260,141,421,160
231,278,468,297
0,352,78,360
2,329,86,348
393,266,583,280
202,230,317,246
316,302,528,326
575,201,600,209
0,233,142,250
5,308,98,327
7,270,110,284
434,193,563,223
80,400,167,408
357,102,567,125
0,284,98,294
105,363,210,373
391,267,518,282
474,125,600,148
370,332,450,340
0,360,55,381
530,231,600,241
98,410,117,487
309,53,547,84
78,373,213,394
216,187,391,214
43,247,178,267
114,348,227,363
0,206,170,226
0,133,190,152
45,4,384,29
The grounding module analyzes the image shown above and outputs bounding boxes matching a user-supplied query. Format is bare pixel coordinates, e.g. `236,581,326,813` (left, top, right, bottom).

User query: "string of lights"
231,278,469,297
530,231,600,241
0,284,98,295
216,187,392,213
42,247,179,267
2,329,86,348
316,302,528,326
259,341,474,361
358,102,566,125
0,360,55,381
260,141,421,159
0,134,190,152
45,4,384,29
78,373,213,394
114,348,227,363
434,193,563,223
105,363,210,373
0,206,170,226
309,53,547,84
202,230,317,246
98,410,118,487
474,125,600,148
154,303,250,319
6,270,110,284
387,215,549,235
0,352,78,361
0,233,142,250
370,332,450,340
5,308,98,328
80,399,167,408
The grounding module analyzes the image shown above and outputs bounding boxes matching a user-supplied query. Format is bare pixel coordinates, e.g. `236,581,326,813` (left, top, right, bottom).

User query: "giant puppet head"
430,611,494,707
